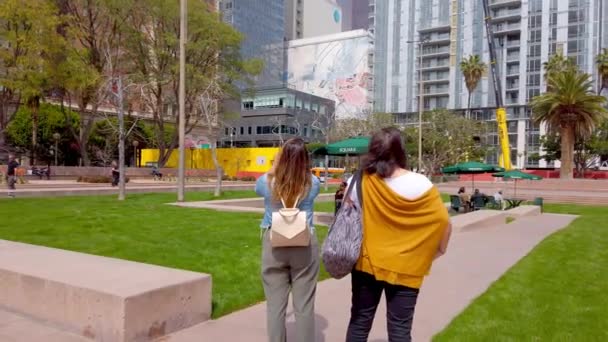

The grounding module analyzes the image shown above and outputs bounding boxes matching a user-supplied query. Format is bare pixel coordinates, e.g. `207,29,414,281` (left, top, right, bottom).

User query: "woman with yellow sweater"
346,127,452,342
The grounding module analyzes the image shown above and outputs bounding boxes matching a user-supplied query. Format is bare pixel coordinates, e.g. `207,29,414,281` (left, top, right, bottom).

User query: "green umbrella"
313,137,370,156
492,170,542,197
441,161,505,189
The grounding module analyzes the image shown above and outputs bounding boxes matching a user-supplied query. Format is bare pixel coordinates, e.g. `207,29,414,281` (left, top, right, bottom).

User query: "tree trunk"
467,92,472,120
29,97,40,166
559,125,574,179
210,145,222,197
79,114,95,167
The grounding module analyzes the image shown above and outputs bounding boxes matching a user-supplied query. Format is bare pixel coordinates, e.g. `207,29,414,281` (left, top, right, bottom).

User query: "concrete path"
0,309,87,342
157,213,577,342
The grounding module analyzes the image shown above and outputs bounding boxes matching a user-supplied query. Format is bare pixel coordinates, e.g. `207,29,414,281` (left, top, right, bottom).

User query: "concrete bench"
0,240,211,342
505,205,541,218
452,210,509,232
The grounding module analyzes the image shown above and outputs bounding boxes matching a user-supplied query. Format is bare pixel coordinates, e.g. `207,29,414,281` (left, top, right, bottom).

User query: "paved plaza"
157,213,576,341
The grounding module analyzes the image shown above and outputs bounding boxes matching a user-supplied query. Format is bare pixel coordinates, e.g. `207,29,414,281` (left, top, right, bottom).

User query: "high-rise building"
285,0,364,40
351,0,370,31
219,0,285,88
371,0,608,168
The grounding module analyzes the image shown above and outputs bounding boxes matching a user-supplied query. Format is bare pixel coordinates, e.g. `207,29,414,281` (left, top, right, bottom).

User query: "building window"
243,101,254,110
225,127,229,135
248,126,252,135
240,127,244,135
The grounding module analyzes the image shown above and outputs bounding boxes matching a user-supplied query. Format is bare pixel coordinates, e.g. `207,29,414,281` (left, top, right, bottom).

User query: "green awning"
492,169,542,180
313,137,370,156
441,161,504,174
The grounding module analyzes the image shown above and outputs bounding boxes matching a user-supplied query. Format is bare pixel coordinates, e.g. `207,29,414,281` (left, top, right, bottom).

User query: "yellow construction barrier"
141,147,280,178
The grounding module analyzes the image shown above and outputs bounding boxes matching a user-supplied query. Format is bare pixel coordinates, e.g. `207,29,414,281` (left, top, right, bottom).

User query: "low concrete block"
0,240,211,342
506,205,541,218
452,210,508,232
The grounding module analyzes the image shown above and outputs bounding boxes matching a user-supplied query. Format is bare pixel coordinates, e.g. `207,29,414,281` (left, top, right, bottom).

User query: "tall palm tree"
531,68,607,179
595,48,608,94
460,55,486,119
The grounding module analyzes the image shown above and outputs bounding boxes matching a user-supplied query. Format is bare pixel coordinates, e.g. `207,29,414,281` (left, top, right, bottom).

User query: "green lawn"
0,191,328,318
434,204,608,341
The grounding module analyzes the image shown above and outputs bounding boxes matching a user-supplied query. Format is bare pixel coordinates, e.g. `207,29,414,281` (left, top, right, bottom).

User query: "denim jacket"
255,174,321,231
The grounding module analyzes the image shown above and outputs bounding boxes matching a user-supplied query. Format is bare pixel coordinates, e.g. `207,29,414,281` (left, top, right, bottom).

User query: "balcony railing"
490,0,522,7
421,47,450,56
494,22,521,34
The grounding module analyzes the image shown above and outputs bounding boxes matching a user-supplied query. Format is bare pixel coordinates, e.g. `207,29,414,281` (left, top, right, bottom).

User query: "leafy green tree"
536,119,608,177
0,0,66,163
403,110,485,175
124,0,262,167
5,104,79,164
53,0,129,166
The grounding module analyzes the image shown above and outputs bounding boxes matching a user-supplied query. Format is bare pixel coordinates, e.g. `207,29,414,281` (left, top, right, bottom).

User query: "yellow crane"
482,0,512,170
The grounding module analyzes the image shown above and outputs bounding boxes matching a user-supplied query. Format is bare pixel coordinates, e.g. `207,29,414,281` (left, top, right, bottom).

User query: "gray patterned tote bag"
321,170,363,279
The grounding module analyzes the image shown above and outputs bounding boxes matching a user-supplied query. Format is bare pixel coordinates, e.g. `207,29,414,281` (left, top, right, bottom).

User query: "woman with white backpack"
255,137,321,342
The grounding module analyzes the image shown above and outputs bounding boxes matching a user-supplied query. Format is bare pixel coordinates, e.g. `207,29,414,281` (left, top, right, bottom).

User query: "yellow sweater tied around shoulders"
355,173,450,289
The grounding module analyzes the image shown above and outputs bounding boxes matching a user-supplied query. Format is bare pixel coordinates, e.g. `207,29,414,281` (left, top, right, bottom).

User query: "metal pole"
418,41,424,172
177,0,187,202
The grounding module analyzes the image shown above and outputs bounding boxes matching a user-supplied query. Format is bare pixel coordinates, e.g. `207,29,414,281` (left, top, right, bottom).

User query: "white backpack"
270,196,311,247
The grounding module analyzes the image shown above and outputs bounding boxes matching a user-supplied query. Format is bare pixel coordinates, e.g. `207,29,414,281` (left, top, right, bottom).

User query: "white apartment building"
370,0,608,168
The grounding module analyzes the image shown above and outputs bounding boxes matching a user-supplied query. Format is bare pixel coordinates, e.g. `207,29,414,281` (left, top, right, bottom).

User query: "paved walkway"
0,309,87,342
158,213,577,342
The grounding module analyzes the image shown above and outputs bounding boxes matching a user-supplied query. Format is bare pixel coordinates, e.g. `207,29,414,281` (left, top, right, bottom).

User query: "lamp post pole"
406,39,428,172
177,0,187,202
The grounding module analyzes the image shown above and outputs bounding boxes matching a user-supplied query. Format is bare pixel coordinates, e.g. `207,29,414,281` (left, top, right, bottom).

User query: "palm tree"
531,68,607,179
596,48,608,94
460,55,486,119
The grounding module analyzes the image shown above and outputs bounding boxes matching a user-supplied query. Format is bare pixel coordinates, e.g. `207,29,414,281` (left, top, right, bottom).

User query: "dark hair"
458,187,465,194
363,127,407,178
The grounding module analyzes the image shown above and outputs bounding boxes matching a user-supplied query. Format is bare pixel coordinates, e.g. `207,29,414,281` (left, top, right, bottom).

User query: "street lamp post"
132,140,139,167
406,39,428,172
52,133,60,166
177,0,187,202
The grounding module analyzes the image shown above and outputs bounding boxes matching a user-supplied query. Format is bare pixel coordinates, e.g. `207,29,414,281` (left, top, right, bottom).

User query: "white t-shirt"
348,171,434,202
494,192,504,202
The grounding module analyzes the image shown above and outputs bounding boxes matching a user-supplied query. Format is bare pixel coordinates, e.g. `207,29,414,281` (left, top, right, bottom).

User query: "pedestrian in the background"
494,190,505,210
6,154,19,197
111,161,119,186
334,181,347,215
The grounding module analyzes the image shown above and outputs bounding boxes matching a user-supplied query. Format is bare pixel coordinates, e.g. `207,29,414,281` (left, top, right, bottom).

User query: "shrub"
77,176,130,183
238,176,256,182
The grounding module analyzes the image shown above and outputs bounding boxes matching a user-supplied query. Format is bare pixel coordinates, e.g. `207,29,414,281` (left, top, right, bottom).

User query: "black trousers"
346,271,419,342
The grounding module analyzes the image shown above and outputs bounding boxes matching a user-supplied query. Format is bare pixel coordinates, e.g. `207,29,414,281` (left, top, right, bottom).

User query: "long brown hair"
363,127,407,178
269,138,312,207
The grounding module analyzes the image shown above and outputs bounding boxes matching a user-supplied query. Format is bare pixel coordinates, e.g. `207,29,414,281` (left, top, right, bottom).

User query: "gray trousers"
261,230,320,342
